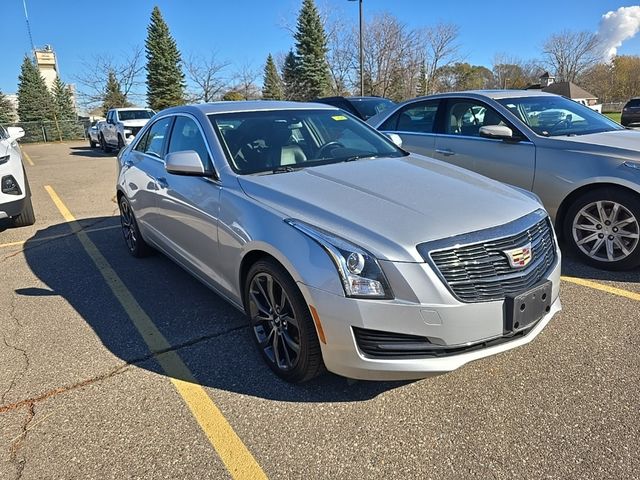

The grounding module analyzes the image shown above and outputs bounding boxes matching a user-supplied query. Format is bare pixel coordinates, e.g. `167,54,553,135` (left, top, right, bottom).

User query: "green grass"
604,112,622,124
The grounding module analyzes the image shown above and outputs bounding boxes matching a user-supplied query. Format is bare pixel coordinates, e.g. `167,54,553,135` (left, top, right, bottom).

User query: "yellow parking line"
22,150,35,166
0,225,120,249
561,275,640,302
44,185,267,480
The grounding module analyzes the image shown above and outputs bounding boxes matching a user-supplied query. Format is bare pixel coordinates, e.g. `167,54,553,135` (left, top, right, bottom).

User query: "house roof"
540,71,552,79
542,81,597,99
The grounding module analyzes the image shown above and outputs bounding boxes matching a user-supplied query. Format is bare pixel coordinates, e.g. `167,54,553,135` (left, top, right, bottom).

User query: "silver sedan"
368,91,640,270
116,102,561,382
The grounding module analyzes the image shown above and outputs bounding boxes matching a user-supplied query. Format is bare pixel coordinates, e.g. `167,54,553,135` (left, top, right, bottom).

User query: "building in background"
34,45,58,90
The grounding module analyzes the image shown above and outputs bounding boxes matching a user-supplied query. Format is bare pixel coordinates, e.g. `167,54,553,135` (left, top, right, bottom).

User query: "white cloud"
598,6,640,61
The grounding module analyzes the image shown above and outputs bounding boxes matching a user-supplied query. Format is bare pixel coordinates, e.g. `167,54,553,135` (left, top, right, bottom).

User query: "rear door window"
380,100,440,133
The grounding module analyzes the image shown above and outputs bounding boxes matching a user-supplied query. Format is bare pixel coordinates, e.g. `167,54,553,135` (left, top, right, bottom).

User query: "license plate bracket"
505,281,552,333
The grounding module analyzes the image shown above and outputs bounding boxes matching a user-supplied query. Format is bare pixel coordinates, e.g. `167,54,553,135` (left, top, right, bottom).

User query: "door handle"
435,148,455,156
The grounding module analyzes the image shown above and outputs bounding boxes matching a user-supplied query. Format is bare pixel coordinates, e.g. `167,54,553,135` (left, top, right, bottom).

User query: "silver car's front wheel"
566,189,640,270
245,259,324,383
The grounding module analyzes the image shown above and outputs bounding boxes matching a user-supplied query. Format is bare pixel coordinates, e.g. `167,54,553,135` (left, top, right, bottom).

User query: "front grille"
427,217,556,302
353,327,533,358
128,126,143,137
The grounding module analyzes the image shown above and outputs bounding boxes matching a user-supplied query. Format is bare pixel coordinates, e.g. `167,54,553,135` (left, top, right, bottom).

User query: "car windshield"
497,96,623,137
351,98,395,120
119,110,154,121
209,109,407,174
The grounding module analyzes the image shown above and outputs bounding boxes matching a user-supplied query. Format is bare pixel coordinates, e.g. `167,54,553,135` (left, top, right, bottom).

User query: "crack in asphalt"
8,403,34,480
1,297,30,406
0,323,248,415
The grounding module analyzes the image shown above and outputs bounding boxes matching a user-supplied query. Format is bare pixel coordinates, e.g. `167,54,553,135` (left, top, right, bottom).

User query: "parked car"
368,90,640,270
99,107,155,152
0,126,35,227
313,96,395,120
87,120,105,148
116,101,561,382
621,98,640,127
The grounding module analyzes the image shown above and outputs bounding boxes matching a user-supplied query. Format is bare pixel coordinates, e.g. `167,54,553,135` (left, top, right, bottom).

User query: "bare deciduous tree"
231,62,261,100
184,53,230,103
542,30,602,82
492,53,542,89
325,16,356,96
420,23,461,94
75,46,145,109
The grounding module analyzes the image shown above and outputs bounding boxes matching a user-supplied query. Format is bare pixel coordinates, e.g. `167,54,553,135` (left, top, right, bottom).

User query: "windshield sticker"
332,115,348,121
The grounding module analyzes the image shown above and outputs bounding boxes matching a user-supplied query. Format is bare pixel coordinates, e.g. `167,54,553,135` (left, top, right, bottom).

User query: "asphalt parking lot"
1,141,639,480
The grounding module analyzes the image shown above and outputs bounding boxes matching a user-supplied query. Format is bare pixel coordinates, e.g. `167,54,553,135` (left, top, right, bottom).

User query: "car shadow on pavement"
68,146,115,158
561,255,640,284
22,218,409,403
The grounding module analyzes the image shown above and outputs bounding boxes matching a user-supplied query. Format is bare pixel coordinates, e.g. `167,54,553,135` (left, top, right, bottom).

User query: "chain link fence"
4,119,91,143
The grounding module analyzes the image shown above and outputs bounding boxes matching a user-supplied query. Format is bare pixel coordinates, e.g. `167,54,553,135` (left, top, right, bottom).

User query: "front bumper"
621,114,640,126
0,196,26,219
299,257,561,381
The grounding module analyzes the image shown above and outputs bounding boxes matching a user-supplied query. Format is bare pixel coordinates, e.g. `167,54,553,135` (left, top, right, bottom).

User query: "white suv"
98,108,155,152
0,126,35,227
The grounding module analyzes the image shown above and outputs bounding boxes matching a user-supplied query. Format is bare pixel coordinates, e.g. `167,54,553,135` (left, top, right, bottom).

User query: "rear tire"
12,176,35,227
118,196,151,257
100,134,112,153
117,135,124,151
90,138,97,148
244,259,325,383
563,187,640,270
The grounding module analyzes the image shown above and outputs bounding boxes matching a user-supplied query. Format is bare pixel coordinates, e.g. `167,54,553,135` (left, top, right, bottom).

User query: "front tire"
100,134,112,153
118,196,151,257
244,259,324,383
90,138,97,148
117,135,124,151
564,187,640,270
12,175,35,227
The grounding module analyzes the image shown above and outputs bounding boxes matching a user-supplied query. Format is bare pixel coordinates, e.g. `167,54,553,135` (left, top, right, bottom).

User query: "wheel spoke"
255,277,272,310
613,217,636,228
618,230,639,239
574,223,599,232
613,237,631,256
605,239,615,261
281,335,293,367
609,203,620,224
596,201,608,223
265,275,277,311
577,232,599,246
580,210,601,226
272,330,282,367
250,291,271,318
282,330,300,354
589,237,605,256
282,313,298,329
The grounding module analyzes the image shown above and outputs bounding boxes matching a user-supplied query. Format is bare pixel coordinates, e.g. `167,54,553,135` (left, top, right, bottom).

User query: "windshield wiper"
343,154,381,162
271,165,301,174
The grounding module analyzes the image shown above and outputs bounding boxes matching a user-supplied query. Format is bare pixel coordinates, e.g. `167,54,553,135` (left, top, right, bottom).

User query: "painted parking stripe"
0,225,120,249
22,150,35,166
44,185,267,480
561,275,640,302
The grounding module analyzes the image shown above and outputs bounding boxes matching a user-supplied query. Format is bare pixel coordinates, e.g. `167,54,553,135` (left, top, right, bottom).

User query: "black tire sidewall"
244,259,323,383
563,187,640,270
118,196,150,257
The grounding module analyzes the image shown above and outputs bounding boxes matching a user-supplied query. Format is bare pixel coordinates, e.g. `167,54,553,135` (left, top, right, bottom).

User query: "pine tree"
52,77,76,121
102,71,129,115
282,50,300,101
0,90,15,124
145,6,186,111
293,0,330,100
262,54,284,100
16,56,53,122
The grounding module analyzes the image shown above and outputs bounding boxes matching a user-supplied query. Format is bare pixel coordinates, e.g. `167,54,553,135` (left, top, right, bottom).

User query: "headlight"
124,129,133,136
285,219,393,299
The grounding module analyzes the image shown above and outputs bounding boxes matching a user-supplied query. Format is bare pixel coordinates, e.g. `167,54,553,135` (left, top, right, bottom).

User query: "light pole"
348,0,364,96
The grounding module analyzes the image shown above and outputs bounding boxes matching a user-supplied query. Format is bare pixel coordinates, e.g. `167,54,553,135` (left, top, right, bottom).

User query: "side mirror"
165,150,206,176
479,125,514,141
386,132,403,148
6,127,25,141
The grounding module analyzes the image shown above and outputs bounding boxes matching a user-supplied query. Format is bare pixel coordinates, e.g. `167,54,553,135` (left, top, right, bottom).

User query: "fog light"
1,175,21,195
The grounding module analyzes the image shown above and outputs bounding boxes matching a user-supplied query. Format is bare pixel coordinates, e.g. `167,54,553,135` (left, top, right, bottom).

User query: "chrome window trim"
131,112,221,182
433,132,534,145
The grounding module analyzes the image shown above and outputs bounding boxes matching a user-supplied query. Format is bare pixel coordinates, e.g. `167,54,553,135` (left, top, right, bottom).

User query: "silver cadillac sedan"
368,91,640,271
116,101,561,382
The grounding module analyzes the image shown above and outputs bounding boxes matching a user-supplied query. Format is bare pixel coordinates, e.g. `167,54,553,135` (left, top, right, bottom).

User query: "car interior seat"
269,122,307,166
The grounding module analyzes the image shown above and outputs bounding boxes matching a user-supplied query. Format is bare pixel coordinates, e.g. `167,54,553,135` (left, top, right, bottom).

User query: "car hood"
551,129,640,161
121,119,150,128
238,155,543,262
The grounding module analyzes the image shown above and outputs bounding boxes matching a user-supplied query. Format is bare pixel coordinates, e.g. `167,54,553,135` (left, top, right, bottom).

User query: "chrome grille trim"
416,209,557,303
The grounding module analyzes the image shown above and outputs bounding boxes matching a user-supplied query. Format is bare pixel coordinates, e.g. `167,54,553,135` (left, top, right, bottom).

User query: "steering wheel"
317,141,345,158
549,115,573,132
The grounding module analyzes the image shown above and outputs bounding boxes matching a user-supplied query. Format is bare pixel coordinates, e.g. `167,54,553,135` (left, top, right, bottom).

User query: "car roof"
409,90,559,101
113,107,154,111
161,101,339,116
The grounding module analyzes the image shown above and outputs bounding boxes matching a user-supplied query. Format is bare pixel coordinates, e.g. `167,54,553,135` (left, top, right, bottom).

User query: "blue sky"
1,0,639,94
